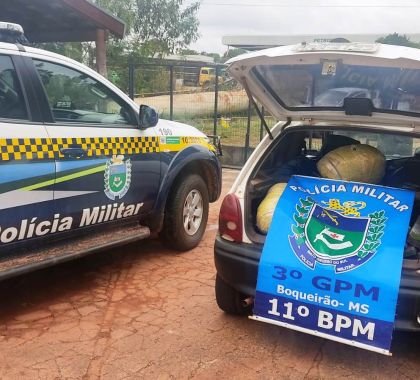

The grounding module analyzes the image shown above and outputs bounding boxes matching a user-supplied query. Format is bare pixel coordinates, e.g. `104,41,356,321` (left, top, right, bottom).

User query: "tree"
203,52,221,63
30,42,86,63
93,0,201,66
37,0,201,62
376,33,420,48
134,0,200,57
33,0,201,92
94,0,137,31
33,1,135,64
179,48,200,56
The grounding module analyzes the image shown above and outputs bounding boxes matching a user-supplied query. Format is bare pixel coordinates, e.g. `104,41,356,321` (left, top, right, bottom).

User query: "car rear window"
331,131,418,158
253,63,420,115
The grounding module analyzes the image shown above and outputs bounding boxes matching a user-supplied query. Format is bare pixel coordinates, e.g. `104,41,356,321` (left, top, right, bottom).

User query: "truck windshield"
252,63,420,115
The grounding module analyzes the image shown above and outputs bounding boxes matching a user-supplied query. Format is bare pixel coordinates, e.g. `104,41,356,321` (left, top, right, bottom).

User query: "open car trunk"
227,42,420,127
245,125,420,268
228,42,420,268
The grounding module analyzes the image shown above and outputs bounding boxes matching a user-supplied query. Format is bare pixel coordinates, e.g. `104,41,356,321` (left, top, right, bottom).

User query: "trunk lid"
227,42,420,127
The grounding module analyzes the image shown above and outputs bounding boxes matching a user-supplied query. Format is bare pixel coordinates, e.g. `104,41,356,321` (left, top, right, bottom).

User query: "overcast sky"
187,0,420,54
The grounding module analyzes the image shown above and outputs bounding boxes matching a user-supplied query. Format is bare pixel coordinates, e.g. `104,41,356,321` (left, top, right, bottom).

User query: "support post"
259,106,265,141
213,66,219,144
244,99,252,163
169,65,174,121
95,29,107,77
128,64,135,100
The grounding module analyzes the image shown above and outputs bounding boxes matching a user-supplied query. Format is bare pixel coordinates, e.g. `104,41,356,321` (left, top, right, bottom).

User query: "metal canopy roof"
223,34,420,51
0,0,125,43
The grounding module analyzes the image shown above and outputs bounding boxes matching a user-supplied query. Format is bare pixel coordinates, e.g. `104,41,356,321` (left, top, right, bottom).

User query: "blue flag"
252,175,414,355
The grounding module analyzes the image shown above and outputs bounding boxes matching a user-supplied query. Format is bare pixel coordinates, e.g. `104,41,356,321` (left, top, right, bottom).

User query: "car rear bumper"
214,235,420,331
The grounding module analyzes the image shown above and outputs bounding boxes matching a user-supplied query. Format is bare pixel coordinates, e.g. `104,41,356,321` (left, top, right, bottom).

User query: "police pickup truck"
0,23,221,279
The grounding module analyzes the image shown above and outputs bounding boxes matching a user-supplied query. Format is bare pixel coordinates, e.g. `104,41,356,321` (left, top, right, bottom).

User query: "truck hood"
227,42,420,128
157,119,207,138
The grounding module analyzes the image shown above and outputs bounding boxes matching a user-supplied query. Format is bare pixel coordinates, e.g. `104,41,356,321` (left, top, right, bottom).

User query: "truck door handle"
60,147,87,159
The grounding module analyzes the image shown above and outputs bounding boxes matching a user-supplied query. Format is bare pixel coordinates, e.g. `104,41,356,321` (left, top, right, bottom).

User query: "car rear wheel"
161,174,209,251
215,274,252,315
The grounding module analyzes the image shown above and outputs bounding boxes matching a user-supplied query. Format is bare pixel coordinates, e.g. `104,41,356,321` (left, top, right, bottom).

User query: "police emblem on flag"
289,198,387,273
104,155,132,200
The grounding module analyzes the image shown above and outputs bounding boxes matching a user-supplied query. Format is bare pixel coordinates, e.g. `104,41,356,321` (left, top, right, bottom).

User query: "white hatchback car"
214,42,420,331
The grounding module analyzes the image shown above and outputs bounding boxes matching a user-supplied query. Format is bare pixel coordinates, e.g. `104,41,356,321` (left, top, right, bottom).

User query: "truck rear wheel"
215,274,252,315
161,174,209,251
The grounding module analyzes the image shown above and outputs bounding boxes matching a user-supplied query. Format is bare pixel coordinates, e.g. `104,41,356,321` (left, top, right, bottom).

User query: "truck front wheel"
161,174,209,251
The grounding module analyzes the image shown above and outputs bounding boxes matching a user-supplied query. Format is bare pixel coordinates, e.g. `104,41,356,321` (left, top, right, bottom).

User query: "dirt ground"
0,169,419,379
135,90,248,119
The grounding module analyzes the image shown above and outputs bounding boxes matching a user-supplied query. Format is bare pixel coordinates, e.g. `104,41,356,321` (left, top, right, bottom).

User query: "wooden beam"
96,28,107,77
26,29,97,43
62,0,125,38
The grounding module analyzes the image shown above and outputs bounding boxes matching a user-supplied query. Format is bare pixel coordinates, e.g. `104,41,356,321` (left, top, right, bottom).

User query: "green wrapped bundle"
256,183,287,234
317,144,385,184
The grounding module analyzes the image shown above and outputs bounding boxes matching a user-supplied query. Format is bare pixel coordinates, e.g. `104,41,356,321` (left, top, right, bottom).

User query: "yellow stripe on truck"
159,136,216,153
0,136,159,162
0,136,215,162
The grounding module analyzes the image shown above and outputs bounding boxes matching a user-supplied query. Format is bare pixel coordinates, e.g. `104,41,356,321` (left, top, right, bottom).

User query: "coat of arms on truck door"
104,155,132,200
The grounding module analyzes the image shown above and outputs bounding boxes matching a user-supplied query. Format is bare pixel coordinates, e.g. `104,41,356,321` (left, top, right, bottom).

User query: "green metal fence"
108,62,278,166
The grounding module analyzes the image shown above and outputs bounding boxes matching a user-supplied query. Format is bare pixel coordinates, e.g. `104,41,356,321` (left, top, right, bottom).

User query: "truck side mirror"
139,105,159,129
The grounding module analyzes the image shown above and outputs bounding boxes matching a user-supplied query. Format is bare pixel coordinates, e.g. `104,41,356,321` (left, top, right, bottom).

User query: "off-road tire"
215,274,252,316
161,174,209,251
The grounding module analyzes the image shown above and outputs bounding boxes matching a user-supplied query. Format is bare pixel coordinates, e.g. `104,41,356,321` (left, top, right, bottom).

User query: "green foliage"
293,214,306,226
292,224,302,237
358,211,387,259
296,204,307,215
95,0,137,31
35,60,106,112
34,0,244,99
301,198,315,207
31,42,86,63
292,197,313,246
179,48,200,55
135,66,170,96
35,0,201,70
95,0,201,93
203,53,222,63
133,0,200,57
376,33,420,48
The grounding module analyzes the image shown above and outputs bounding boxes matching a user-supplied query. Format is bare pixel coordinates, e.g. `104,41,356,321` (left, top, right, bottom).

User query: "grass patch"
175,115,278,147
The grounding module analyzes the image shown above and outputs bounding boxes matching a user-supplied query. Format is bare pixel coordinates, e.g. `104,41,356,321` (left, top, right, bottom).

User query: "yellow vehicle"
182,66,225,88
198,67,216,87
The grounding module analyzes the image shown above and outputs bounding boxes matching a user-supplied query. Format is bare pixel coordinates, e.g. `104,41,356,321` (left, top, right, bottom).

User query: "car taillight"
219,193,243,242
